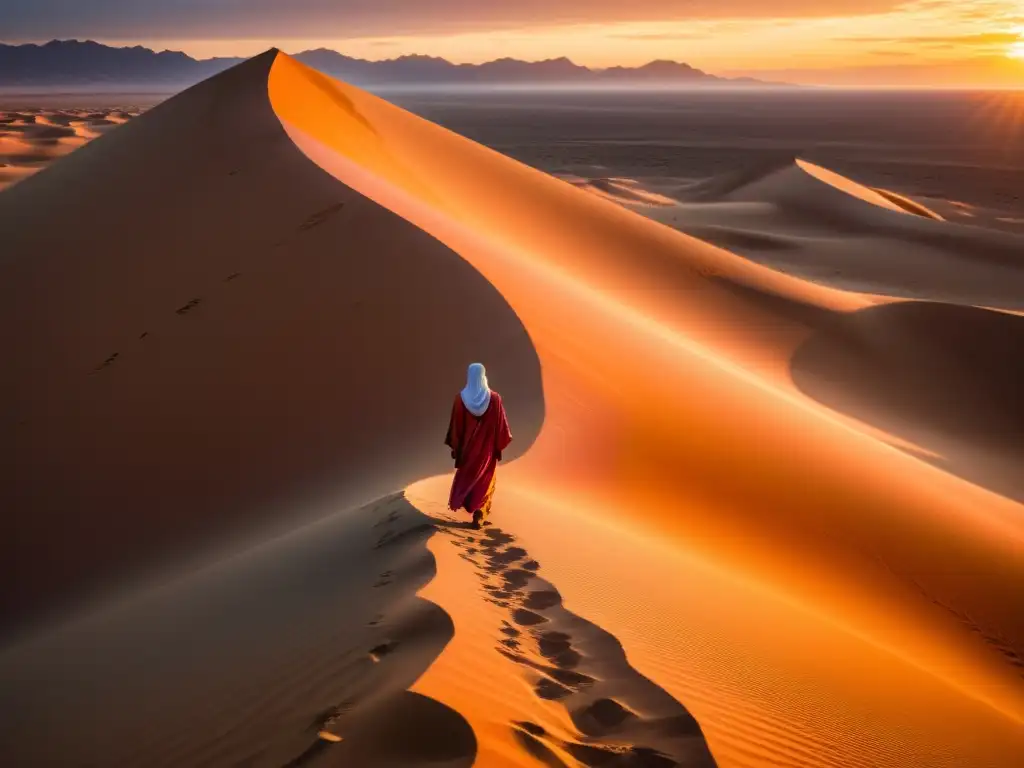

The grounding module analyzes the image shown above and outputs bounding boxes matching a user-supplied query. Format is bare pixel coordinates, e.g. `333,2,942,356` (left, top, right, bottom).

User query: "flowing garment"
445,392,512,516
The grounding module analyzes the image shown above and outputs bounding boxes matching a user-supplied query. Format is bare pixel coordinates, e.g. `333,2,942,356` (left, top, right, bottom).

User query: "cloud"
838,32,1021,46
901,0,1023,25
2,0,901,40
868,50,919,57
608,32,708,41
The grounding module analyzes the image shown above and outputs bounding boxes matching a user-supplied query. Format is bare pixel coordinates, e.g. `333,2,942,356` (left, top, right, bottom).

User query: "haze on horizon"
4,0,1024,87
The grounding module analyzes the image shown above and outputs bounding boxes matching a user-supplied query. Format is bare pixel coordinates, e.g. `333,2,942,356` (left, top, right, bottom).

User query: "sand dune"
1,50,1023,768
590,159,1024,309
0,107,142,190
0,54,544,635
0,493,478,766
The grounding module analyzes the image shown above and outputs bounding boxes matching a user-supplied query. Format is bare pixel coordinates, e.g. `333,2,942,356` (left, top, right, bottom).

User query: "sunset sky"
5,0,1024,86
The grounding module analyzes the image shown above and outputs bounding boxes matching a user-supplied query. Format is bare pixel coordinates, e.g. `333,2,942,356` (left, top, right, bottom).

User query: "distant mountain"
0,40,782,89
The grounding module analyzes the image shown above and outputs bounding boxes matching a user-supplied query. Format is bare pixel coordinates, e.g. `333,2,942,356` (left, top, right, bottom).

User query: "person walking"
445,363,512,529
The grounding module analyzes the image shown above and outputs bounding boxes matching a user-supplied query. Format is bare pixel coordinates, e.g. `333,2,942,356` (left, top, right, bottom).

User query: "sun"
1009,29,1024,59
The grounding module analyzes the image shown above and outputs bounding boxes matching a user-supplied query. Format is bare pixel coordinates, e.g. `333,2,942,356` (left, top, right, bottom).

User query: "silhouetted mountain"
0,40,233,85
0,40,782,88
602,60,704,80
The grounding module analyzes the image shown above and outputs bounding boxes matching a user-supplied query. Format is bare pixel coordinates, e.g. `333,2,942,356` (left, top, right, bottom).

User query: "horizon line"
3,38,1024,90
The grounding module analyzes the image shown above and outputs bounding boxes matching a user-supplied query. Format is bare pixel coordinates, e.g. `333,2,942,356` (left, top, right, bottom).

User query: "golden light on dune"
6,40,1024,768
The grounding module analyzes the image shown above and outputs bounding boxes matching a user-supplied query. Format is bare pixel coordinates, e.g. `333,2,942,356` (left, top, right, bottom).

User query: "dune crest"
0,50,1022,768
269,52,1024,765
617,158,1024,309
686,156,944,224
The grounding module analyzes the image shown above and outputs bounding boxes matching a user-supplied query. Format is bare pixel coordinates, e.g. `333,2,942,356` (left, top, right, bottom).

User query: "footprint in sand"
524,590,560,610
93,352,120,372
175,298,202,315
565,743,676,768
441,519,717,767
373,510,400,530
369,641,397,662
487,546,527,568
502,569,535,591
575,698,636,736
513,608,547,626
538,631,582,669
535,678,573,701
298,202,345,232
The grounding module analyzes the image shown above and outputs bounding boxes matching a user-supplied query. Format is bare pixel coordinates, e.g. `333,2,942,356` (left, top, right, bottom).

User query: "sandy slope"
1,51,1023,768
0,53,543,636
270,53,1024,764
0,493,479,767
611,158,1024,309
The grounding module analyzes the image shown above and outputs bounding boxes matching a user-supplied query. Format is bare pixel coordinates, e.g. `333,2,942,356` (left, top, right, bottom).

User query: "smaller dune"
677,154,799,203
0,108,140,191
677,156,945,224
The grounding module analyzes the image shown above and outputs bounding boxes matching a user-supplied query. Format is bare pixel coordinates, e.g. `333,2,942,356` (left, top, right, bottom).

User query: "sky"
4,0,1024,86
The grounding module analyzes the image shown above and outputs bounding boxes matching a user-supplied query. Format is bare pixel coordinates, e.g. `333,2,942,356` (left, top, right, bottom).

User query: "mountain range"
0,39,778,89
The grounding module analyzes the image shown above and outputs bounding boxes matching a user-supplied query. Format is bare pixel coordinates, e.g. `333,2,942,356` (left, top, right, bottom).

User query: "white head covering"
461,362,491,417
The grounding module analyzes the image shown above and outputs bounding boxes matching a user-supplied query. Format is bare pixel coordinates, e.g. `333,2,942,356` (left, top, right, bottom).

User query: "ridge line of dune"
265,51,1024,735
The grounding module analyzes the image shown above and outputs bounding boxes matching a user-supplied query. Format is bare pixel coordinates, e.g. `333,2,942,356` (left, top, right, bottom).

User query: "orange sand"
270,53,1024,765
0,51,1021,768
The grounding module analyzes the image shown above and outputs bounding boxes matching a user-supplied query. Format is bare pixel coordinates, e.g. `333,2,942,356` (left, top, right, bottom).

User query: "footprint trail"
439,517,718,768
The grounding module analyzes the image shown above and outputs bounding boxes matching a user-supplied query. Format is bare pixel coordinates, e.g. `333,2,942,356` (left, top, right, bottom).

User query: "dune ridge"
0,50,545,637
601,159,1024,308
0,50,1021,768
269,52,1024,763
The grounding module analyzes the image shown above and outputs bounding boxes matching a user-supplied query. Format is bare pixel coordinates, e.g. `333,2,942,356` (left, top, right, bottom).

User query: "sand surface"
0,106,143,190
1,52,1022,767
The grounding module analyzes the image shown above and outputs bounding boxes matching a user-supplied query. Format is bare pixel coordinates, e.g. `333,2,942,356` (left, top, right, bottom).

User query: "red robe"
445,392,512,514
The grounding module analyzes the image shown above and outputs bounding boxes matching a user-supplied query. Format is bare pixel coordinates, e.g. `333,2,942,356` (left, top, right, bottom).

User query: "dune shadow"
0,494,476,767
0,51,544,640
439,517,718,767
790,300,1024,501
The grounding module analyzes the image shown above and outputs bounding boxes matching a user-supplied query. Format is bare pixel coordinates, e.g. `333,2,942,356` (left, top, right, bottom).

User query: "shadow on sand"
0,495,475,768
790,300,1024,502
435,516,719,768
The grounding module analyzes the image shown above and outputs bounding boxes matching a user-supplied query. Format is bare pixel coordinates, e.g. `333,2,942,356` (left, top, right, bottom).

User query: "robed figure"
446,363,512,529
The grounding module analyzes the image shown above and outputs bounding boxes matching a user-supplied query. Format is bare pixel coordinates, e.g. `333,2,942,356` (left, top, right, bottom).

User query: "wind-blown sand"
1,51,1022,767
